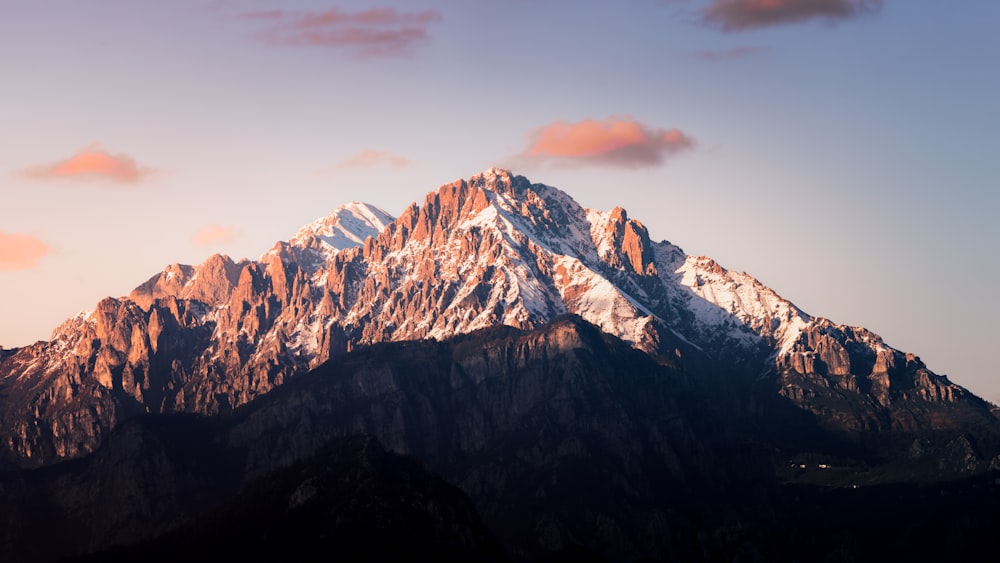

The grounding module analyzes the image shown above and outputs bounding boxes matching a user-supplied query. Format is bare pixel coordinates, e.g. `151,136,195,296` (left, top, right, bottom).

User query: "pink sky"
1,0,997,401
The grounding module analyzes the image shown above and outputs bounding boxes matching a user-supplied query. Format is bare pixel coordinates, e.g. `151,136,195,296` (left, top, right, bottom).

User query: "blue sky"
1,0,997,400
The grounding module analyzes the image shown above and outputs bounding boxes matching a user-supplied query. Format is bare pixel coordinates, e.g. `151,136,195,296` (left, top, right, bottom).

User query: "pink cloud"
703,0,883,31
0,232,50,271
241,8,442,58
336,150,411,170
24,145,155,184
695,46,769,61
192,224,237,246
519,118,695,169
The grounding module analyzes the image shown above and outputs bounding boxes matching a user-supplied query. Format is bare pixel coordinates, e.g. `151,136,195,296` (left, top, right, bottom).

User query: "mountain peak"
288,201,394,260
471,166,516,184
1,169,988,471
468,167,527,199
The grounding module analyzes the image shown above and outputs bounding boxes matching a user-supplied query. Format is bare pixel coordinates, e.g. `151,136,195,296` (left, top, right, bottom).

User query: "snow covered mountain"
0,169,989,468
285,201,394,266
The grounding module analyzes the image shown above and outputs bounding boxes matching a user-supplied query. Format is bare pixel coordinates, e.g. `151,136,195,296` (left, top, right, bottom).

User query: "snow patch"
287,202,394,261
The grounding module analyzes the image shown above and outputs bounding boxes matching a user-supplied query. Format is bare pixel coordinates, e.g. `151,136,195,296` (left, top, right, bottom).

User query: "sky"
1,0,997,400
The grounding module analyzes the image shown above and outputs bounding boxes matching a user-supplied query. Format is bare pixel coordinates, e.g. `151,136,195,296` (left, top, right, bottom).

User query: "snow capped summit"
281,169,818,365
288,201,394,259
0,169,981,467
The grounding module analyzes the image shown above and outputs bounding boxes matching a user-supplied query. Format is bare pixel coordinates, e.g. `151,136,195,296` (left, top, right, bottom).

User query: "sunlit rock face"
0,169,990,469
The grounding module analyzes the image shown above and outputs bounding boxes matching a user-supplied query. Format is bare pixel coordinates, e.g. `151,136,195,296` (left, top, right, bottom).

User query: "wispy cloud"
695,46,769,61
192,224,237,246
517,118,695,169
336,150,411,170
703,0,883,31
23,145,156,184
0,232,50,271
240,8,442,58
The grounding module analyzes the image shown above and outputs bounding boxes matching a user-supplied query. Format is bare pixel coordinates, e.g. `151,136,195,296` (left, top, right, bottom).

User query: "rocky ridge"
0,169,990,468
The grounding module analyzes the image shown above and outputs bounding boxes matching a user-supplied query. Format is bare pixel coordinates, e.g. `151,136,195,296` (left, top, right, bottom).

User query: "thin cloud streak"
518,118,695,169
23,145,155,184
336,150,411,170
192,224,237,246
0,232,50,271
241,8,442,58
703,0,883,31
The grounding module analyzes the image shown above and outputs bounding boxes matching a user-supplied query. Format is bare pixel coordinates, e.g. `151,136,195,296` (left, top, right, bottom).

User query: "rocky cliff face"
0,169,992,469
0,203,391,467
4,317,996,563
0,317,735,562
776,320,984,433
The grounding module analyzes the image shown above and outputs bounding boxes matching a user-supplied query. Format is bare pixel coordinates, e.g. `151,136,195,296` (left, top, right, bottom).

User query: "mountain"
3,316,999,562
2,169,1000,560
0,169,994,471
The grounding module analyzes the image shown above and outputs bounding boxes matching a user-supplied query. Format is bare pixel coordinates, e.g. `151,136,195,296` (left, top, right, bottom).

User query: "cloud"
695,46,769,61
703,0,883,31
192,224,237,246
24,145,156,184
241,8,442,58
0,232,50,271
518,118,695,169
336,150,411,170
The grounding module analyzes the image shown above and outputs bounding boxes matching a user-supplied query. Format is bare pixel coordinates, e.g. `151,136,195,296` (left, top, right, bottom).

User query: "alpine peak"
288,201,394,259
0,170,981,469
470,167,519,193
